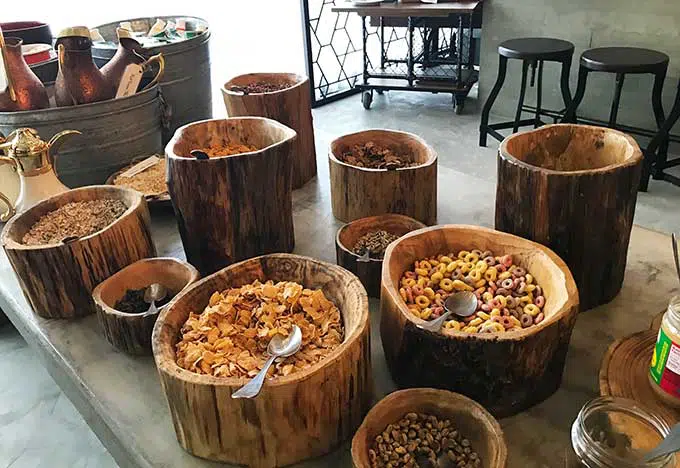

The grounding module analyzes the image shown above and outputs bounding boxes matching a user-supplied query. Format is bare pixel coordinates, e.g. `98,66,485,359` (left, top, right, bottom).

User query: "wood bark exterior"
336,214,426,297
221,73,317,189
329,129,437,225
352,388,508,468
166,117,297,276
1,186,155,319
152,254,372,467
495,124,642,311
380,225,579,418
92,258,199,355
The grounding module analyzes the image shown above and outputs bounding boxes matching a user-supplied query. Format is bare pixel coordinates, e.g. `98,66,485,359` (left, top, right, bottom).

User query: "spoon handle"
418,310,455,332
643,423,680,462
232,354,278,399
672,233,680,287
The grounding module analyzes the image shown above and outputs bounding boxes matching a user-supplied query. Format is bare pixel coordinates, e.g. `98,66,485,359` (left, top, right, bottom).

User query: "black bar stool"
643,79,680,190
479,37,574,147
561,47,669,191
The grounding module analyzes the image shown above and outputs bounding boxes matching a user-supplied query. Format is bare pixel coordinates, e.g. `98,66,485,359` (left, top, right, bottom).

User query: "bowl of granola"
152,253,371,466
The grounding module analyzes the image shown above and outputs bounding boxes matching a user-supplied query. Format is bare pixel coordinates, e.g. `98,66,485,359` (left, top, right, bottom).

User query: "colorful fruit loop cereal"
399,249,546,334
175,280,344,378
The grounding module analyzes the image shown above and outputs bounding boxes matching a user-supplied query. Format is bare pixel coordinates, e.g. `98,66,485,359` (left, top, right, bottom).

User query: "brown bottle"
54,26,114,106
0,36,49,111
100,28,165,93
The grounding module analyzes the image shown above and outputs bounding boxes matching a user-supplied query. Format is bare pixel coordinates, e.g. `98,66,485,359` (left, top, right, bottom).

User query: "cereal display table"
0,167,676,468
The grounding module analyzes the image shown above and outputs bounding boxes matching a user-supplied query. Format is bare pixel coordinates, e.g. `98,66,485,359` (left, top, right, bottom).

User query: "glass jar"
649,296,680,407
569,397,673,468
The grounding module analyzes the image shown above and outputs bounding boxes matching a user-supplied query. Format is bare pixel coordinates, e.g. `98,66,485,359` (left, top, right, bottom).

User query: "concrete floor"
2,90,680,468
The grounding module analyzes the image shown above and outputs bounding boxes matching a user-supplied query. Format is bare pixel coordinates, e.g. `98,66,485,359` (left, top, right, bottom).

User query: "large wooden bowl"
336,214,426,297
352,388,507,468
166,117,297,275
329,129,437,225
380,225,579,417
1,186,155,319
152,253,372,467
222,72,317,189
92,258,199,355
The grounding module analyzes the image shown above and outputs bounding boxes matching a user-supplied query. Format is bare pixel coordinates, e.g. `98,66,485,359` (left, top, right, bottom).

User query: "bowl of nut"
352,388,507,468
381,225,579,418
329,129,437,225
336,214,426,297
152,253,371,467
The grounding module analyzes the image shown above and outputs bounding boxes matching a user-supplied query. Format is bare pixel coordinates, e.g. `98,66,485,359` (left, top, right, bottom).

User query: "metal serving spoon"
143,283,168,315
232,325,303,399
642,423,680,463
672,233,680,286
417,290,477,332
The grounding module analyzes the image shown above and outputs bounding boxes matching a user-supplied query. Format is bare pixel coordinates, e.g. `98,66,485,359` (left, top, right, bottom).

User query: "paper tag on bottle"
0,52,7,93
119,155,161,178
115,63,144,98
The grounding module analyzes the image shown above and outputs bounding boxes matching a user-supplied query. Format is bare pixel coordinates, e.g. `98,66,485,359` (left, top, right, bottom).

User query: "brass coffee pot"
0,128,80,221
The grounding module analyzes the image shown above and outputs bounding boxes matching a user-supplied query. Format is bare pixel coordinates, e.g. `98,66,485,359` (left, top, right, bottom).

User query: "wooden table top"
331,1,482,17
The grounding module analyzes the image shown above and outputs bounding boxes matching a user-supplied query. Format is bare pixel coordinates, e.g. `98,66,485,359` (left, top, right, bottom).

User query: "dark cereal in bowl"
338,141,418,170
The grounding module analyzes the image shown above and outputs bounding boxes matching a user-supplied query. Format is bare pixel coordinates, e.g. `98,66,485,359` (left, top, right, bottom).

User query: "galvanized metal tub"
92,16,212,143
0,85,163,188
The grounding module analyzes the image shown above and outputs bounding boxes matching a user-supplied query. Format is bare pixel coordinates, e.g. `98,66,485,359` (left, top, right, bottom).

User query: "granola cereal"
339,142,418,170
113,158,167,197
194,142,257,157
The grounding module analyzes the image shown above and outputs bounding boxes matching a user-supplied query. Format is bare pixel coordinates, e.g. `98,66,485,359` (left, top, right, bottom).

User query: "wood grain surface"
1,186,155,319
329,129,437,225
351,388,507,468
380,225,579,418
152,253,372,467
92,258,199,355
222,73,317,189
166,117,297,276
496,124,642,311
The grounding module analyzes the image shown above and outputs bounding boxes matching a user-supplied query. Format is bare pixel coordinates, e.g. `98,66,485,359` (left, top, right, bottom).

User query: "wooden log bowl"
380,225,579,418
152,253,372,467
1,186,155,319
336,214,426,297
221,73,317,189
496,124,642,311
351,388,507,468
329,129,437,225
166,117,297,276
92,258,199,355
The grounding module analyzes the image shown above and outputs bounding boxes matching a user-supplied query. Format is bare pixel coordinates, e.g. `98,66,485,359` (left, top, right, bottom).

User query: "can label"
650,327,680,398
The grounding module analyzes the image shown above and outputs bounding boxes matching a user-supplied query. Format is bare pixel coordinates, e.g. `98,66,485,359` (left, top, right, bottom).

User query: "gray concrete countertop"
0,166,676,467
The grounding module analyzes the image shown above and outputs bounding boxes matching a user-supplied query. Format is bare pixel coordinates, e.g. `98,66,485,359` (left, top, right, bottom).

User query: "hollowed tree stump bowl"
152,253,372,467
380,225,579,417
351,388,507,468
166,117,297,276
1,186,155,319
92,257,199,355
336,214,426,297
329,129,437,225
496,124,642,311
221,72,316,189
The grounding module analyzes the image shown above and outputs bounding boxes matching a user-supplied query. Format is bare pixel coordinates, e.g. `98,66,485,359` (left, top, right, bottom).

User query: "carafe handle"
0,156,17,222
0,30,17,102
140,53,165,91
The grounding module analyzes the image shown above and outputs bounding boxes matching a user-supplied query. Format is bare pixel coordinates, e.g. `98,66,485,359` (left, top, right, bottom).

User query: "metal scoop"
143,283,168,315
417,291,478,333
643,423,680,463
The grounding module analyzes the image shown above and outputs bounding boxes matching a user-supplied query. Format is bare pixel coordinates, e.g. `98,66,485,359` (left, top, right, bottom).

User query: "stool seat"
581,47,669,73
499,37,575,61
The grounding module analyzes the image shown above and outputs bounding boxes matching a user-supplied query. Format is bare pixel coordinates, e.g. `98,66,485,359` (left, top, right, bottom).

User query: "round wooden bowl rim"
105,154,170,204
329,128,438,172
381,224,579,341
336,214,428,264
351,388,508,467
92,257,200,318
165,117,297,161
499,123,643,176
152,253,370,387
0,185,145,250
221,72,308,96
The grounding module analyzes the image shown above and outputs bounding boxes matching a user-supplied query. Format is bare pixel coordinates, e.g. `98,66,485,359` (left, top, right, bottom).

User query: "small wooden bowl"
329,129,437,225
92,258,199,355
152,253,372,467
352,388,507,468
105,154,171,206
336,214,426,297
1,186,155,319
381,225,579,417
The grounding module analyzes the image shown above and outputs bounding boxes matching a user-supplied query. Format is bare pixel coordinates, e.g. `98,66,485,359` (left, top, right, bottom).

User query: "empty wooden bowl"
152,253,372,467
92,258,199,355
329,129,437,225
1,186,155,319
352,388,507,468
336,214,426,297
381,225,579,417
